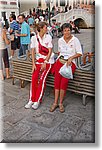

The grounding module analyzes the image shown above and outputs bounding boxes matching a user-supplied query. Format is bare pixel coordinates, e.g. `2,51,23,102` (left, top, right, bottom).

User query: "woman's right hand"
32,64,36,73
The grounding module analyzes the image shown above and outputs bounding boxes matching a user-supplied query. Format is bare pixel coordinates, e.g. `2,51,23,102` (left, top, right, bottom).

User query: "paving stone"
46,131,73,143
56,115,85,134
18,128,49,143
2,120,14,133
3,122,32,143
73,120,95,143
5,96,28,110
3,111,26,125
3,95,16,106
22,111,67,133
1,105,16,119
3,82,29,99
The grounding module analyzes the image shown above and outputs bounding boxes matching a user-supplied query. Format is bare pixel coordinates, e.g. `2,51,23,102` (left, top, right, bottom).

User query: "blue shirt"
10,20,19,34
28,17,34,25
20,21,30,45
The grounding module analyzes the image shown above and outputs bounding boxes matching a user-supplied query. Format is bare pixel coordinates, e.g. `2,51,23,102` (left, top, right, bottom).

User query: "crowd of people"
0,11,82,112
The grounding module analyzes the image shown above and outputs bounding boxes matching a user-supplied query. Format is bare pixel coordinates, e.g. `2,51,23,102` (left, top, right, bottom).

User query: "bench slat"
12,59,95,100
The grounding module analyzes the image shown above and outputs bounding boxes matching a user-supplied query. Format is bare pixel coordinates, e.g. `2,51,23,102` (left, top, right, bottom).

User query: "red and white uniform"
54,35,82,91
29,33,54,103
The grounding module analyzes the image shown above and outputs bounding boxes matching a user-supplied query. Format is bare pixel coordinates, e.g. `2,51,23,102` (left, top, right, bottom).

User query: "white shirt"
39,16,44,21
30,33,54,64
58,35,82,65
35,18,39,24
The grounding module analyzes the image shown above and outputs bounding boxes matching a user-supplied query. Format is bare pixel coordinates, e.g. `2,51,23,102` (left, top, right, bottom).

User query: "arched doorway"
74,18,87,29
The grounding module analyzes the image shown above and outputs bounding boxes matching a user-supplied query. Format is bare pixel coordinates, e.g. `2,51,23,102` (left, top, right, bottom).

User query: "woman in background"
0,21,10,80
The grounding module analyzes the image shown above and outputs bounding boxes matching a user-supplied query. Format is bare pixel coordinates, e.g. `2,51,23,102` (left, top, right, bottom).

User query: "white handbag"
59,63,73,79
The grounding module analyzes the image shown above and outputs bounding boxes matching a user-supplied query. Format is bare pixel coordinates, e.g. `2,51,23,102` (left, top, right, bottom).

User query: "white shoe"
9,56,13,60
32,101,40,110
25,101,34,109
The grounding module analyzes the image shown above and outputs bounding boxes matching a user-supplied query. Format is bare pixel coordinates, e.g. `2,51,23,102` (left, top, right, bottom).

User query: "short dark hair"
61,23,72,31
19,14,25,19
10,14,16,20
37,21,48,32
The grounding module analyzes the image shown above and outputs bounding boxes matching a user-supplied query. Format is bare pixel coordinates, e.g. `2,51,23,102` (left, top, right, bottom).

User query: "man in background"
9,14,20,60
16,14,30,59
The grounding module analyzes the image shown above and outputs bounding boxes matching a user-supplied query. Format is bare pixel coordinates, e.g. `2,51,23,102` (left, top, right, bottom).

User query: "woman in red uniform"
50,23,82,113
25,21,54,109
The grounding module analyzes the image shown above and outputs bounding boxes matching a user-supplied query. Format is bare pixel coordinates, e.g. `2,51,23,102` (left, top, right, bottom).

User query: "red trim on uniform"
30,63,51,102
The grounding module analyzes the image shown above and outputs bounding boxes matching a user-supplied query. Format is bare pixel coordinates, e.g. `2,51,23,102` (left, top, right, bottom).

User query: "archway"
74,18,87,29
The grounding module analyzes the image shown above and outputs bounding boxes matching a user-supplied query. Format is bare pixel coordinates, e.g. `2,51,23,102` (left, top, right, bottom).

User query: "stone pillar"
41,0,46,9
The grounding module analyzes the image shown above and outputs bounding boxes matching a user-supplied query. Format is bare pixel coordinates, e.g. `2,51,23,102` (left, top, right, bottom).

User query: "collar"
22,21,26,25
37,33,47,41
62,34,75,44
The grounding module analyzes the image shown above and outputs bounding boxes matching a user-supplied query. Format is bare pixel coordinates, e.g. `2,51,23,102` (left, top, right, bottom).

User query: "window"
89,0,92,5
67,0,69,6
77,0,80,4
56,0,58,7
10,2,17,5
11,12,15,15
60,0,65,6
38,0,41,7
81,0,84,4
1,12,6,20
2,12,6,18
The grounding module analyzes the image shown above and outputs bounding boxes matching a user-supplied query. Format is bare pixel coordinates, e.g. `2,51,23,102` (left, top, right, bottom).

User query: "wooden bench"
12,58,95,105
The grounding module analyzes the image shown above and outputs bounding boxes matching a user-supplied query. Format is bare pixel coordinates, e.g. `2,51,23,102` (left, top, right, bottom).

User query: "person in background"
25,21,54,110
28,15,34,25
65,5,68,12
9,14,20,60
70,21,80,34
50,23,82,113
16,14,30,59
30,24,36,38
0,21,10,80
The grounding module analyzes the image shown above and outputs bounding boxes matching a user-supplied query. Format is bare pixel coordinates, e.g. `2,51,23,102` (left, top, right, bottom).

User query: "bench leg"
82,94,87,106
20,80,25,88
12,77,15,85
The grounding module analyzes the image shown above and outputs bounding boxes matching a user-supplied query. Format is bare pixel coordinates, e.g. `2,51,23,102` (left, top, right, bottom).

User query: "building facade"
19,0,95,16
37,0,95,10
0,0,19,21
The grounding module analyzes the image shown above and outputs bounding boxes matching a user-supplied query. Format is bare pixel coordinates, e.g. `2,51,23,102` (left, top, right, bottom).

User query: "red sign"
0,1,7,4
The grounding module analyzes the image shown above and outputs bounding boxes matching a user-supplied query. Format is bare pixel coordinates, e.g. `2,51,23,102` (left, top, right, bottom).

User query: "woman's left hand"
66,57,73,67
41,62,46,71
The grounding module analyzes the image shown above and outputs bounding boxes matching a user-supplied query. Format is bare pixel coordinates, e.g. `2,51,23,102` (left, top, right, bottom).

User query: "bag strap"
36,35,40,44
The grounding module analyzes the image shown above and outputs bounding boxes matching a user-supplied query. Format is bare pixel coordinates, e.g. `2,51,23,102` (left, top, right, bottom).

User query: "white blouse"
30,33,54,64
58,35,82,65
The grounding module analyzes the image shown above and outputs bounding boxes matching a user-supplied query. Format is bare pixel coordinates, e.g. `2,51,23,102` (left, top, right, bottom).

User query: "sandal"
59,104,65,113
6,76,12,79
50,103,58,112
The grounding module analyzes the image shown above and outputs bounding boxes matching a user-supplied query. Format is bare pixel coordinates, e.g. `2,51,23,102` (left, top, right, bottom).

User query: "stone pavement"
0,29,95,143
